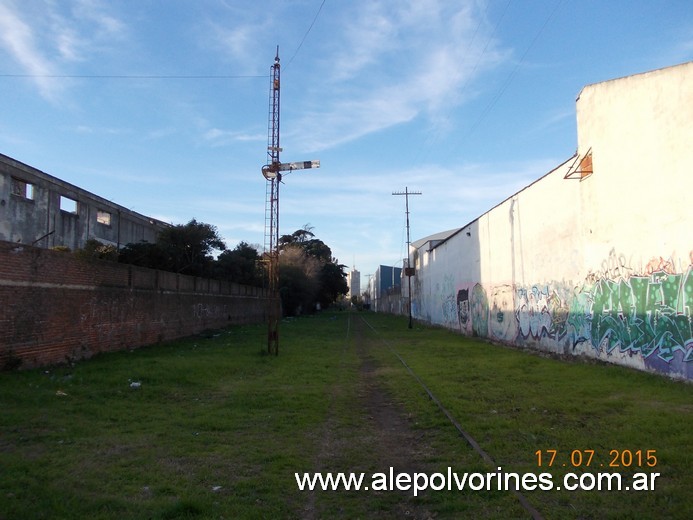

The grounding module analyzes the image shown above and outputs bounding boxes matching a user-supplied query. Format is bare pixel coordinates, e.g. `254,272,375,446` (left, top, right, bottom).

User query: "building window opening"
60,195,78,214
97,209,112,225
11,178,35,200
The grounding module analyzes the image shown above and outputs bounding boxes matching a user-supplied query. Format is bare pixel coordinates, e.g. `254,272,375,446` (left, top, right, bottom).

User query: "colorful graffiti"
577,268,693,363
490,285,517,340
470,283,488,338
515,285,568,341
441,255,692,376
439,274,458,328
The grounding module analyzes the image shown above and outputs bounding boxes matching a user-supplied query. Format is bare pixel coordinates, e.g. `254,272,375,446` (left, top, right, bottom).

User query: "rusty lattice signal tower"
262,47,319,355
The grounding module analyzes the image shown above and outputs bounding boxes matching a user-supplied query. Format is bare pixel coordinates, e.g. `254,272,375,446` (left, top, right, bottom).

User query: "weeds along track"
302,310,353,519
356,313,544,520
304,312,439,519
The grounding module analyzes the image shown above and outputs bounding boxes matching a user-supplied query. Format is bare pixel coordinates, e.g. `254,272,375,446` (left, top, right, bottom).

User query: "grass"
0,312,690,519
362,313,692,519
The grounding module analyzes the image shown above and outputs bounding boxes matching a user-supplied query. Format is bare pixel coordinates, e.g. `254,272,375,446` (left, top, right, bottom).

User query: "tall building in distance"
347,267,360,300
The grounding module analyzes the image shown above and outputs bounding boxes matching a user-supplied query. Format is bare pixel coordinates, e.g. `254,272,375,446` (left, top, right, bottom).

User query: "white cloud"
145,127,178,141
284,0,505,152
283,157,563,232
195,1,507,154
202,128,265,146
330,2,398,81
73,125,129,135
0,2,62,99
0,0,127,100
202,5,272,74
71,0,126,39
215,24,256,62
53,23,81,62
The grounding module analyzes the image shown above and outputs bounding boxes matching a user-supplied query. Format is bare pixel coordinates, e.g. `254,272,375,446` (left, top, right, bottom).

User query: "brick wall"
0,240,268,369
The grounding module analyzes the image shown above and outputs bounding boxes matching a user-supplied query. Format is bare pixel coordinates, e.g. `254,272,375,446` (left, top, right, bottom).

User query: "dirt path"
303,314,436,519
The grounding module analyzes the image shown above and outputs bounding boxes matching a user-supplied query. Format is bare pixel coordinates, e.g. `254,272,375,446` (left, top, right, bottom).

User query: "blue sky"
1,0,691,279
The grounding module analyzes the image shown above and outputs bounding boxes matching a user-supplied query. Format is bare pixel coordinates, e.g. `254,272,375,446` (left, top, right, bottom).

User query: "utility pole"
392,187,421,329
262,47,319,355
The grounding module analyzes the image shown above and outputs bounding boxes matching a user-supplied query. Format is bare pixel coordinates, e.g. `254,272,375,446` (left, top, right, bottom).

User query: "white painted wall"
408,62,692,380
576,62,692,273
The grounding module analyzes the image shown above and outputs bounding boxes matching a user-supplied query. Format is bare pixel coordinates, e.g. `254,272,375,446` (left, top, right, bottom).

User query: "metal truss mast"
261,47,319,355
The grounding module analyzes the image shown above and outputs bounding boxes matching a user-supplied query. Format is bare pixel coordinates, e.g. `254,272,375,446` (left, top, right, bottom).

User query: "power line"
2,1,329,81
285,0,327,70
0,73,267,79
462,0,563,141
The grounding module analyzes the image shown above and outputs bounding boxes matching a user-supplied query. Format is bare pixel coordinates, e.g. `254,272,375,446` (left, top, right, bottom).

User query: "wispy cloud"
72,125,130,135
48,0,126,62
0,1,63,99
72,0,126,39
0,0,127,100
201,4,272,74
527,106,575,137
202,127,265,147
281,156,561,231
283,0,505,152
329,2,399,81
145,127,178,141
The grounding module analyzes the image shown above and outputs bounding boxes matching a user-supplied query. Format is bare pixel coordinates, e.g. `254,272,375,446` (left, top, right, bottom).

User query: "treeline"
74,219,348,316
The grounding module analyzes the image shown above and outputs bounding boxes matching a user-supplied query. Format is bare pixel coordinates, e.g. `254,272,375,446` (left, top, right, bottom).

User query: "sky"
1,0,691,281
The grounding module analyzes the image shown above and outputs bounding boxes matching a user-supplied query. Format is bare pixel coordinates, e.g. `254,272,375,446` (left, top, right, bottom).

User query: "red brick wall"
0,241,268,369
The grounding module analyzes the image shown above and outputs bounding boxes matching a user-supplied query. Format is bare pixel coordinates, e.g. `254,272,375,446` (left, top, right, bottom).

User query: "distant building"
370,264,402,313
347,267,360,299
0,153,168,250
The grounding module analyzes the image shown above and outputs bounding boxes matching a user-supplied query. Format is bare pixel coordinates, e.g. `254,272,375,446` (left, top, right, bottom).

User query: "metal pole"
404,188,412,328
392,187,421,329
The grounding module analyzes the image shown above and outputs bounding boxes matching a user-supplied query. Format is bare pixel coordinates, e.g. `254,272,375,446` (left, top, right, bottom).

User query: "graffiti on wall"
575,267,693,363
442,252,692,373
456,288,469,332
515,285,569,341
470,283,488,338
490,285,517,340
585,248,633,283
438,274,458,328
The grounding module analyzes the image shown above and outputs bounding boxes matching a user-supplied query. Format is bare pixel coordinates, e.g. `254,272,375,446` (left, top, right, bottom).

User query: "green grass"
362,313,692,519
0,312,690,519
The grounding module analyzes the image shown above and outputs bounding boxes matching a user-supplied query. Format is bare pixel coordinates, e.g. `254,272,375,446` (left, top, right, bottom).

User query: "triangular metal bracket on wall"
564,148,593,181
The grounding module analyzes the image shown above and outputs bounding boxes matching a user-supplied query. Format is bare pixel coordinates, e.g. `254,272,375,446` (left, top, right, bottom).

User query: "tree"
318,260,349,309
157,219,226,276
215,241,264,286
118,241,167,269
280,225,332,263
76,238,118,262
276,226,348,314
278,245,321,316
119,219,225,277
279,225,315,246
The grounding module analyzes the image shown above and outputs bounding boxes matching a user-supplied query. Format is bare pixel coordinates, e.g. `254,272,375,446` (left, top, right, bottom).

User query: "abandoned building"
0,153,168,250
